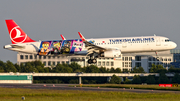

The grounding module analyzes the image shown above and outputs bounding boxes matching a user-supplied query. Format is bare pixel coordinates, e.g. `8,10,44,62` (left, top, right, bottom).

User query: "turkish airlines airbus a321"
4,19,177,64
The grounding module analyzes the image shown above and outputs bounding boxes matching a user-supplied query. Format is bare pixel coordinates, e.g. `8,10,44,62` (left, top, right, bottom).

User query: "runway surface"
0,84,179,93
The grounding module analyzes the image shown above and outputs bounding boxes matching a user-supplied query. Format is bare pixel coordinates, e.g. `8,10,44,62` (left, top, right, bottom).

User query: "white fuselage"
4,36,177,56
85,36,177,53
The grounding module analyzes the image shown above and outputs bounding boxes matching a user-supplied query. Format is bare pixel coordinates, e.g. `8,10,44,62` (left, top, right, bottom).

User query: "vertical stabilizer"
5,19,35,44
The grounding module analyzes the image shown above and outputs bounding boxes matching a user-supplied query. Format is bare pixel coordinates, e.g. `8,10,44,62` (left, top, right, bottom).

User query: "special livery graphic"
51,41,62,54
38,41,51,55
71,40,83,52
38,40,83,55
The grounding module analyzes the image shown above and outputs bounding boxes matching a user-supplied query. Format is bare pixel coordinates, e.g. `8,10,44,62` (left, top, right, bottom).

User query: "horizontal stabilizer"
10,45,25,49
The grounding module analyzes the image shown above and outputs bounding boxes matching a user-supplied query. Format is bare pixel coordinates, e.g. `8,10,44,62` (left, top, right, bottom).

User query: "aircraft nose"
172,42,177,48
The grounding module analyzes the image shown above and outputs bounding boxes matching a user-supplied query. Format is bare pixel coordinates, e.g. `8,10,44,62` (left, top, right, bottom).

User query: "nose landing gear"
155,51,159,60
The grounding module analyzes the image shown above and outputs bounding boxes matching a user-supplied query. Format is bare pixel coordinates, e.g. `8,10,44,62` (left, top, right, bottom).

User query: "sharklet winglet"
60,34,66,40
78,32,86,41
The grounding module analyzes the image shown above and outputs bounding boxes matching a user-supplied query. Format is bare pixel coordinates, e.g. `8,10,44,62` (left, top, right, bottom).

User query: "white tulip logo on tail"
10,26,27,44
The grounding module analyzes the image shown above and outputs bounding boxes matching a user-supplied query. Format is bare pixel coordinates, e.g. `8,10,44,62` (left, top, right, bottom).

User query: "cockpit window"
165,39,170,42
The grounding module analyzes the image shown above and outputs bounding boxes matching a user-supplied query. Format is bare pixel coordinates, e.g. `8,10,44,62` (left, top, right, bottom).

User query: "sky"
0,0,180,63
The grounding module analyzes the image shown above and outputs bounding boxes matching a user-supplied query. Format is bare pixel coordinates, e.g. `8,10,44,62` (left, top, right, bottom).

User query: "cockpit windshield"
165,39,171,42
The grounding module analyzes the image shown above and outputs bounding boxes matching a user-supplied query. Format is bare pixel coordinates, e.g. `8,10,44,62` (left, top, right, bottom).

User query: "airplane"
4,19,177,64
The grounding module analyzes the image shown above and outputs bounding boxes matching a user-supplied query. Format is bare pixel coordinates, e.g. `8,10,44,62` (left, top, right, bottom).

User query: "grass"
0,87,180,101
70,84,180,91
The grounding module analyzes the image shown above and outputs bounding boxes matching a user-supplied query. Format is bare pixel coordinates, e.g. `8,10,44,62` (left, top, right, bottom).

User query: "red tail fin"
5,19,35,44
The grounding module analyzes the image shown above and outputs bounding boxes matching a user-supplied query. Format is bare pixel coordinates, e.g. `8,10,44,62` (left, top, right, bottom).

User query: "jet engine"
101,49,121,57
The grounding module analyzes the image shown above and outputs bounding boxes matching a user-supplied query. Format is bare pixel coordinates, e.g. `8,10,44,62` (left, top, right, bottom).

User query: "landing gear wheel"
92,59,97,63
88,59,92,64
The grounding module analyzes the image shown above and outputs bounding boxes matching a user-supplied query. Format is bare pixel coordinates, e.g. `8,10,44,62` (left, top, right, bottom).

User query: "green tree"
69,79,78,84
5,61,17,72
146,75,156,84
172,73,180,83
123,69,129,73
150,64,166,73
115,68,121,73
19,63,25,73
0,66,4,73
109,67,122,73
109,67,116,73
74,69,82,73
62,63,69,67
36,66,44,73
168,66,180,73
52,64,72,73
158,72,169,84
14,63,21,72
109,74,122,84
124,78,132,84
84,65,99,73
23,62,34,73
44,67,50,73
99,67,107,73
33,60,44,68
156,65,167,73
150,64,157,73
0,60,6,71
131,66,145,73
69,62,82,72
132,75,142,84
33,68,39,73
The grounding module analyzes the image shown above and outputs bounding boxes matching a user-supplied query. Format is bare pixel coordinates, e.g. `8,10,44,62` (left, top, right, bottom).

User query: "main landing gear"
87,53,97,64
88,59,97,64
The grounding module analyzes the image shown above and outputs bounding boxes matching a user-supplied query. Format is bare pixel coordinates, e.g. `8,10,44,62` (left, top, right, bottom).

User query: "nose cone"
172,42,177,49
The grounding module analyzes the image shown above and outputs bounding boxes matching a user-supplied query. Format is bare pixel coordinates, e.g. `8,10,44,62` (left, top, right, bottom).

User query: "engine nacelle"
101,50,121,57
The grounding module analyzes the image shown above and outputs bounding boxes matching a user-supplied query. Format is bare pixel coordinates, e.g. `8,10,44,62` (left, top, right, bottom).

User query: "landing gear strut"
155,51,159,60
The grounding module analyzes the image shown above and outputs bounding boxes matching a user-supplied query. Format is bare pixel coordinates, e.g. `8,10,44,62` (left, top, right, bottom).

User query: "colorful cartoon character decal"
71,40,83,53
50,41,61,55
73,40,83,51
38,39,83,55
38,41,51,55
89,40,95,44
60,40,72,54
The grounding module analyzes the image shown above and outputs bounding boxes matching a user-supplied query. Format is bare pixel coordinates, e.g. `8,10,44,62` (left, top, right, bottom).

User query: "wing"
78,32,106,55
